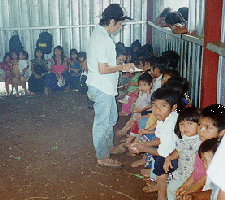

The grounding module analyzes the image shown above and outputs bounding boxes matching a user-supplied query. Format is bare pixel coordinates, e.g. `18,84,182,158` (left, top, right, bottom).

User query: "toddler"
69,49,80,90
165,107,201,200
110,72,152,154
18,50,29,95
0,53,13,95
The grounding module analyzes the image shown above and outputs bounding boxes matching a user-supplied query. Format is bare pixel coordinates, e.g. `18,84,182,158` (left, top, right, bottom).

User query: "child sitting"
129,88,181,199
179,138,221,200
175,104,225,200
110,72,152,154
69,49,80,90
164,107,201,200
0,53,13,95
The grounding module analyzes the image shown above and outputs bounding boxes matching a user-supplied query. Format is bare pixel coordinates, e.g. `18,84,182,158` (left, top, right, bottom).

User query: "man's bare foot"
131,156,146,167
126,150,137,157
141,168,151,178
143,181,158,193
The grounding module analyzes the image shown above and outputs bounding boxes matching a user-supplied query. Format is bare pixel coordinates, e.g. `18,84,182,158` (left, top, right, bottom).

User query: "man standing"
87,4,134,168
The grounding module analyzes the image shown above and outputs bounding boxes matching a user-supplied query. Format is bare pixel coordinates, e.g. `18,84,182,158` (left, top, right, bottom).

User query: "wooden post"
146,0,153,44
201,0,223,108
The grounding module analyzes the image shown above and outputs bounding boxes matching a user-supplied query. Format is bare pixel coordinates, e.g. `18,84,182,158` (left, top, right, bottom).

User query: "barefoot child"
0,53,13,95
179,138,221,200
18,50,29,95
175,104,225,200
129,88,180,199
164,107,202,200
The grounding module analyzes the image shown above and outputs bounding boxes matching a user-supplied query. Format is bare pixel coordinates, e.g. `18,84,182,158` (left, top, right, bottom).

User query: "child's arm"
176,172,195,197
163,149,179,173
31,64,41,79
171,23,188,34
178,190,212,200
139,128,155,136
134,104,152,113
182,175,207,196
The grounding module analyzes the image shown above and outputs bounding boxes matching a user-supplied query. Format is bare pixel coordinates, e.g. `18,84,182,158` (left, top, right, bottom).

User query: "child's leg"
116,117,135,136
5,78,10,95
157,174,169,200
131,154,146,167
167,179,186,200
15,84,19,97
22,81,28,95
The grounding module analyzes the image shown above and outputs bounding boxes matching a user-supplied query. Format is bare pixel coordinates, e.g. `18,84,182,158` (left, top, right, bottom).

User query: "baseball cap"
102,4,132,21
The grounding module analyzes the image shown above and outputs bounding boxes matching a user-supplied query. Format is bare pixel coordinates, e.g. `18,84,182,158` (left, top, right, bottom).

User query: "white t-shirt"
86,25,118,96
207,136,225,192
155,111,179,157
18,60,29,74
151,74,162,94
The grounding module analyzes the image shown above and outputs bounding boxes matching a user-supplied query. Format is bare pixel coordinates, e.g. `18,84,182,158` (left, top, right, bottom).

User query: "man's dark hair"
201,104,225,133
198,138,221,158
175,107,201,139
165,11,185,26
151,88,180,109
138,72,152,85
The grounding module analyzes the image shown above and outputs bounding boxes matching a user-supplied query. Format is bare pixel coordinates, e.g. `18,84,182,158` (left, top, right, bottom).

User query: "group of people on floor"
86,3,225,200
0,46,88,97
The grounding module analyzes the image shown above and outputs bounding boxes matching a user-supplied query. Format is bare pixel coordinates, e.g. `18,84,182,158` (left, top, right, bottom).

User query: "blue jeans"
88,86,118,160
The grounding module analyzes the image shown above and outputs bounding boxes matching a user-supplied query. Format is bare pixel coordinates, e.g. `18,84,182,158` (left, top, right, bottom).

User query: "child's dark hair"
175,107,201,139
138,72,152,85
54,46,64,56
152,56,167,74
70,49,78,59
201,104,225,133
151,88,180,109
163,69,181,79
77,52,87,61
134,57,145,68
19,50,29,60
162,51,180,70
10,50,19,58
34,48,44,59
116,45,127,58
140,44,153,58
165,11,185,26
198,138,221,158
3,52,12,61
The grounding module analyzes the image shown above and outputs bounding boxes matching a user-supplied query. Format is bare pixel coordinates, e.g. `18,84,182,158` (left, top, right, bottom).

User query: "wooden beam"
201,0,223,108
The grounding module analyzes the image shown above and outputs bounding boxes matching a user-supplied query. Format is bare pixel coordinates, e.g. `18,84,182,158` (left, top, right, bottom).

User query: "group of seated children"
0,46,88,97
0,50,29,97
112,45,224,199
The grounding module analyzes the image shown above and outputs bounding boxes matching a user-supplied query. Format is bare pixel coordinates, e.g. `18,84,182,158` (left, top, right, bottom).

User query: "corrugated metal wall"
0,0,148,79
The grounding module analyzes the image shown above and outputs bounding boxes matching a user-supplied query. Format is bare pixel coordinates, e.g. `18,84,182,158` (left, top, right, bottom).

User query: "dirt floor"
0,91,157,200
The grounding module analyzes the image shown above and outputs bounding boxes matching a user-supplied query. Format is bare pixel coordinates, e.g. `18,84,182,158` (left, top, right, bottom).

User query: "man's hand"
121,63,135,73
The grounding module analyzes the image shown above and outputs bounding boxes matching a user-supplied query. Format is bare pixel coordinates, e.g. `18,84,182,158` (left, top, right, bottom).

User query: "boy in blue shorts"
130,88,180,200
